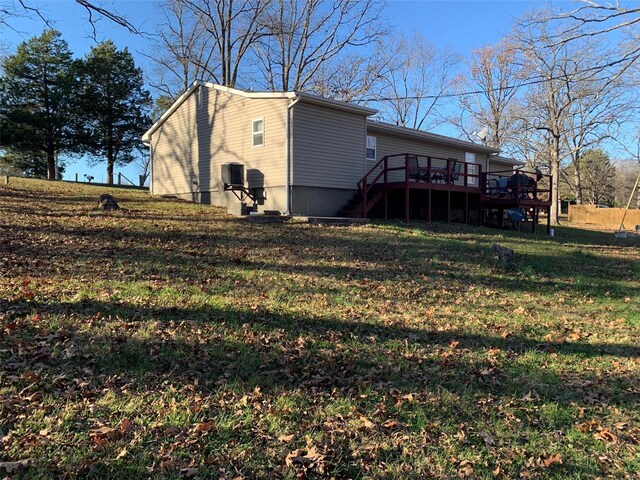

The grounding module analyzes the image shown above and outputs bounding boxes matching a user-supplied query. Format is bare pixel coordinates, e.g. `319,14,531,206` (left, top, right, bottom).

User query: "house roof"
490,155,524,166
141,82,503,157
141,81,376,143
366,121,500,154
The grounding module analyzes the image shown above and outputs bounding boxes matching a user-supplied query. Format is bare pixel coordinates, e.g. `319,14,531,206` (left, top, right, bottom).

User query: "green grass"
1,178,639,479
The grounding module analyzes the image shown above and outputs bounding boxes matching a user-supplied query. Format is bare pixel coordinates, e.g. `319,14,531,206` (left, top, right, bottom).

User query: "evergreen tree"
0,30,77,180
78,41,151,185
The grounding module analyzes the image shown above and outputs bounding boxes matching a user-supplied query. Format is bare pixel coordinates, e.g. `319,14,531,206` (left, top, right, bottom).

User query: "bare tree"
548,1,640,67
1,0,141,36
561,65,633,203
453,39,526,150
144,0,217,99
307,42,391,103
178,0,271,88
515,14,592,223
376,32,460,130
253,0,386,92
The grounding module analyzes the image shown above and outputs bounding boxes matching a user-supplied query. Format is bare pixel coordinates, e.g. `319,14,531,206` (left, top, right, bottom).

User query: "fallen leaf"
359,416,375,429
91,426,118,439
594,429,617,442
278,434,294,443
543,453,562,467
194,421,215,433
116,448,128,460
119,418,132,433
382,419,403,429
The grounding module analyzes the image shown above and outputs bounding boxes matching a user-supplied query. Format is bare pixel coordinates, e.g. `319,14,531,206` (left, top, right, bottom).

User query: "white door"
465,152,478,186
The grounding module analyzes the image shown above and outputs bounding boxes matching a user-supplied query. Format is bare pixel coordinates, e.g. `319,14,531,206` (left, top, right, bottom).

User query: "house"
142,81,549,227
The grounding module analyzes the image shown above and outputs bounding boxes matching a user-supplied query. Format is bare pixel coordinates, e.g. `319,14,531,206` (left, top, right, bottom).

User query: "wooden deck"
355,154,552,232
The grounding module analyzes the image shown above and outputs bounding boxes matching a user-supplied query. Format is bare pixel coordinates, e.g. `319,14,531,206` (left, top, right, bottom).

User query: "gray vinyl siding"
291,102,368,189
150,86,289,209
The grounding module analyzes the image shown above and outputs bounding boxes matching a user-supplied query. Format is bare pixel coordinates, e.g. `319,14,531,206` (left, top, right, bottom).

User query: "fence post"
75,173,78,182
4,175,9,186
118,172,122,185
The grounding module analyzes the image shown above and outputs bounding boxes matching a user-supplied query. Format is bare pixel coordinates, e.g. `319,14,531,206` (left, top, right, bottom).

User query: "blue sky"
2,0,570,182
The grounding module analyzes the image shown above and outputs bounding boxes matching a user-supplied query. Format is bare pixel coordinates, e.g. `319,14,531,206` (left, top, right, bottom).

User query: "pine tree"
0,30,77,179
78,41,152,185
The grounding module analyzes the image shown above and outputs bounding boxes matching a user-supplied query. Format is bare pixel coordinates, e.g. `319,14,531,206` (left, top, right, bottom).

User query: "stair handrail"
359,154,412,217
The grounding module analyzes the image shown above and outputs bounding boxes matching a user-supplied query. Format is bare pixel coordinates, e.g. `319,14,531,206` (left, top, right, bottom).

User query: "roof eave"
366,121,500,154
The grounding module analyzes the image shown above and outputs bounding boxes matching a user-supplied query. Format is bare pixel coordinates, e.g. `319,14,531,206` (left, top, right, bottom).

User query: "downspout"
286,95,301,215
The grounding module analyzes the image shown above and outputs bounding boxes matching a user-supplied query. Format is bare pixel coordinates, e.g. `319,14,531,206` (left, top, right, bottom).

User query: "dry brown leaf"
382,419,403,429
119,418,132,433
91,426,118,439
359,416,375,429
543,453,562,467
278,433,294,443
594,429,617,442
194,421,215,433
116,448,128,460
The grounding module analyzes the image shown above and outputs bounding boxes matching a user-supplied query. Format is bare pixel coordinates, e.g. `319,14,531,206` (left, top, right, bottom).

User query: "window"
366,135,376,161
252,118,264,147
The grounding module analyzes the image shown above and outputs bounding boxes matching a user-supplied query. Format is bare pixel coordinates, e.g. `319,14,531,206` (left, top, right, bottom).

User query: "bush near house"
1,178,638,479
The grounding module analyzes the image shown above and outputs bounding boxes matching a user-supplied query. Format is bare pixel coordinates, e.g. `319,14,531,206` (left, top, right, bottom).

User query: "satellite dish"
475,126,489,141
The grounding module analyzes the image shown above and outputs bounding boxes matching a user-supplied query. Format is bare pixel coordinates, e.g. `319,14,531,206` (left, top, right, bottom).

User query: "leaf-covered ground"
1,178,639,479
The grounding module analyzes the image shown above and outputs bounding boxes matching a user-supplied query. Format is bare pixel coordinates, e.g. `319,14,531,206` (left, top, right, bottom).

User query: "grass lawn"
1,178,639,479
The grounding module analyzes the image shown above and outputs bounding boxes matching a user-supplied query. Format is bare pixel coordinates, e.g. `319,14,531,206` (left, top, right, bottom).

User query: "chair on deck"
431,159,461,184
408,155,429,182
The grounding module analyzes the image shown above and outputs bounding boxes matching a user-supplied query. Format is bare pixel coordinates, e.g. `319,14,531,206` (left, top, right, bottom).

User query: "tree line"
146,0,640,221
2,1,640,215
0,30,151,184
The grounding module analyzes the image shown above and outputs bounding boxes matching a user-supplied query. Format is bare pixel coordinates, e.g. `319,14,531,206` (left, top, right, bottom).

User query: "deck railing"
482,169,552,203
357,153,483,217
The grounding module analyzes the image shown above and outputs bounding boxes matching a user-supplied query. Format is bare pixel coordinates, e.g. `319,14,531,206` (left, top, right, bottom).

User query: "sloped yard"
1,178,638,479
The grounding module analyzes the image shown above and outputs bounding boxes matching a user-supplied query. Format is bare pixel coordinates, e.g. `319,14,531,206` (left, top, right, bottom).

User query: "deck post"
532,207,536,233
447,190,451,223
547,206,551,234
465,192,469,224
428,189,432,223
404,154,410,224
384,156,388,220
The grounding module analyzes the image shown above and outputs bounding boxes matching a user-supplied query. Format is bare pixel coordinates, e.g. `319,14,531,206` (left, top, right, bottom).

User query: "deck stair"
336,186,383,218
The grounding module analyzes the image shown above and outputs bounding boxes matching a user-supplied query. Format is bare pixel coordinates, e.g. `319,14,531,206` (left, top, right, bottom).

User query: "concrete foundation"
290,186,357,217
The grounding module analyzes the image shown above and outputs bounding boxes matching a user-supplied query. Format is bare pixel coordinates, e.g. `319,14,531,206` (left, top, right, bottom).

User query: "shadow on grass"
3,297,638,410
5,220,638,301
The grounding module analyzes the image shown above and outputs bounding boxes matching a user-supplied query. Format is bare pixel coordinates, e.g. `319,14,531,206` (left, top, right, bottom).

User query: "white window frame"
252,118,265,148
465,152,478,186
366,135,377,161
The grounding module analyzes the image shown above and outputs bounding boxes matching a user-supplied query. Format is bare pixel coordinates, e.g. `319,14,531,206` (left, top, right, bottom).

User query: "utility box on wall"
222,162,244,187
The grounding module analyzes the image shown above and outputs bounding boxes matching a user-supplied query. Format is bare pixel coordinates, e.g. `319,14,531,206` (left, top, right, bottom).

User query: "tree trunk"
550,134,560,225
107,160,114,185
46,148,56,180
573,154,583,204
